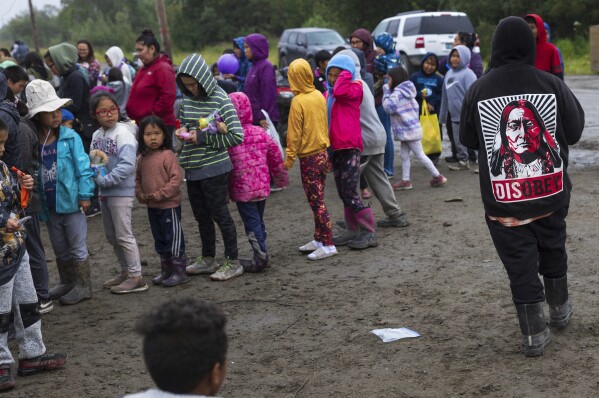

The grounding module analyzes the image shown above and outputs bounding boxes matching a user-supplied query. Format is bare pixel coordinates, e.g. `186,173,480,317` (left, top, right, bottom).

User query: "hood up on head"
288,58,315,96
490,16,536,69
525,14,548,45
349,28,374,52
449,45,471,70
245,34,269,62
176,53,216,100
228,91,253,125
105,46,125,67
233,37,248,61
420,52,439,74
47,42,78,75
326,54,358,85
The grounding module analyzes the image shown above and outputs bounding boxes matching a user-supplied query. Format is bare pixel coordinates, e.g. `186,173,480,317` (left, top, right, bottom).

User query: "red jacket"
126,54,176,126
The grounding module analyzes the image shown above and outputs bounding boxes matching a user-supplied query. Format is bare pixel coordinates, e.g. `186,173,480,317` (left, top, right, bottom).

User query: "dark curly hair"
135,298,228,394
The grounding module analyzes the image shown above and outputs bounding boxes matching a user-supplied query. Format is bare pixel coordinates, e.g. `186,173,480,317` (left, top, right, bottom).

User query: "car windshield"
307,31,345,45
419,16,474,34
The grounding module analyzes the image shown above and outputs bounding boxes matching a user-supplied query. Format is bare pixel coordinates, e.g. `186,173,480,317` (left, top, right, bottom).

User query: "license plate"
445,43,453,49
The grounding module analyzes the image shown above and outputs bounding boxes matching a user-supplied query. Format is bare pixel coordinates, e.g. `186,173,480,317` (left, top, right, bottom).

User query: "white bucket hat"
25,79,72,119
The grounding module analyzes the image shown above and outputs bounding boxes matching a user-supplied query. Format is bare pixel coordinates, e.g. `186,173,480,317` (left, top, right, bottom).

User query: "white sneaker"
308,245,338,261
186,256,219,275
299,240,323,253
210,259,244,281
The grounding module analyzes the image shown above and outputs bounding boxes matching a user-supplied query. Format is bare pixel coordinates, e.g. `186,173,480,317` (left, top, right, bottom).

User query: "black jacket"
460,16,585,220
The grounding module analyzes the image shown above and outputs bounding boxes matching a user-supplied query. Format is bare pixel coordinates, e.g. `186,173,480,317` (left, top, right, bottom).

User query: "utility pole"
28,0,40,52
155,0,172,59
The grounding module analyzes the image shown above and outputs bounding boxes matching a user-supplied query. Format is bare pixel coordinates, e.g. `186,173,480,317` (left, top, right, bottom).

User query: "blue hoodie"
439,45,477,124
232,37,252,91
410,52,444,114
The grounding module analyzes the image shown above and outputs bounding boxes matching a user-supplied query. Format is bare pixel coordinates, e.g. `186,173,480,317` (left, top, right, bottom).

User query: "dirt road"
10,76,599,398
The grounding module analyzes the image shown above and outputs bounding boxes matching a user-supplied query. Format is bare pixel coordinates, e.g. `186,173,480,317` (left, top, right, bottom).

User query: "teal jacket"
176,53,243,181
39,126,95,221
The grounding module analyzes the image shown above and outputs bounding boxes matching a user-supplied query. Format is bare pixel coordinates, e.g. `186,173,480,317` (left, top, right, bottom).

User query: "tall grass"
171,37,280,67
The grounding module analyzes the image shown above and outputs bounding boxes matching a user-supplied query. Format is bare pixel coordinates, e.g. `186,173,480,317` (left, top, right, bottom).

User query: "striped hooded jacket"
176,53,243,181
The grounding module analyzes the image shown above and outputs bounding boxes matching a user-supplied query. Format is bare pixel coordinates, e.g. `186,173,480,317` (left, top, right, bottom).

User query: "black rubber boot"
544,275,573,328
152,255,172,285
240,252,269,273
48,259,75,300
515,302,551,357
162,257,189,287
59,259,92,305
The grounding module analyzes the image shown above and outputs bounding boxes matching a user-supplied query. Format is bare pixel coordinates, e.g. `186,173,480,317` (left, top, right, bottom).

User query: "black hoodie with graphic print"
460,16,584,220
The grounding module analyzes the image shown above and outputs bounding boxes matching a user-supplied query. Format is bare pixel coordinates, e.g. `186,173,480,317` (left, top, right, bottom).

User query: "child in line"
243,33,279,129
285,59,336,260
25,79,95,306
326,54,377,250
410,53,444,164
383,67,447,190
175,53,244,281
136,116,187,287
123,298,228,397
0,119,67,392
313,50,332,93
228,92,288,270
439,45,477,170
89,92,147,294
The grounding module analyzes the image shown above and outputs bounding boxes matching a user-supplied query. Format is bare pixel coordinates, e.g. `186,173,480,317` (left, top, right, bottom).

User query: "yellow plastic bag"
420,99,442,155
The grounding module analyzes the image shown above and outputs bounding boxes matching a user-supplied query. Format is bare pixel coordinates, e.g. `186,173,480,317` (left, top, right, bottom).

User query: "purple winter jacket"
243,34,280,124
227,92,288,203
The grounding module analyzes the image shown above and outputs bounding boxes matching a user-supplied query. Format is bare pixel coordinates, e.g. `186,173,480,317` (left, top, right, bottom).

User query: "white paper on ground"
371,328,420,342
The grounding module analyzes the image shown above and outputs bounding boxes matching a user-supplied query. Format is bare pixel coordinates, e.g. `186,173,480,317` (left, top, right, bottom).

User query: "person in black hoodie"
0,72,21,171
460,16,585,357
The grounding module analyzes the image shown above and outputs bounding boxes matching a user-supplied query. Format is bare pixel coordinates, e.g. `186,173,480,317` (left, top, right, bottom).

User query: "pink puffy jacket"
227,92,288,202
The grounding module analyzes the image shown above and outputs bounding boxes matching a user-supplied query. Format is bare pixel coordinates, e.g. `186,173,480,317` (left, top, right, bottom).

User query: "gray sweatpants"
100,197,141,277
0,252,46,365
46,210,89,263
361,153,404,219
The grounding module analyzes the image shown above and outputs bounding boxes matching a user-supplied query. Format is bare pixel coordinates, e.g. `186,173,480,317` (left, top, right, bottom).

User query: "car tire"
400,53,413,75
279,55,289,68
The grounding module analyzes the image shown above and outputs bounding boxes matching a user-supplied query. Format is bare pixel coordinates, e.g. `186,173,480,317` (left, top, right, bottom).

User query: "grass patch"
171,37,280,67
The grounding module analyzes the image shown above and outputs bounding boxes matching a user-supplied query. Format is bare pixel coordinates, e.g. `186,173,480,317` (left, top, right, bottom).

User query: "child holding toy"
175,53,244,281
89,92,147,294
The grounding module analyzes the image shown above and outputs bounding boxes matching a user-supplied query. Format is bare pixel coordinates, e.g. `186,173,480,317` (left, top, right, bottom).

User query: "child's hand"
427,103,434,112
175,128,197,144
79,200,91,212
223,73,235,80
18,173,33,190
259,119,270,130
216,121,228,134
6,218,21,233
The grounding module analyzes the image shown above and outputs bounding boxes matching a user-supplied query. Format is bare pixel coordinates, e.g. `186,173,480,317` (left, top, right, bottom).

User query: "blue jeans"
376,104,393,176
236,200,267,254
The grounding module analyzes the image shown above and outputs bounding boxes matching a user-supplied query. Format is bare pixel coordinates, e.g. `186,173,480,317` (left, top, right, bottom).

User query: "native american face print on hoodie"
478,94,562,203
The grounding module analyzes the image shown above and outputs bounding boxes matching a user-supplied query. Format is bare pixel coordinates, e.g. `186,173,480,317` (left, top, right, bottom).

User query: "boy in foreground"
124,298,228,397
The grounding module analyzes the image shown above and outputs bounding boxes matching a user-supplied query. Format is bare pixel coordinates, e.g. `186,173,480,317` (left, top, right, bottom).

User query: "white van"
372,10,475,73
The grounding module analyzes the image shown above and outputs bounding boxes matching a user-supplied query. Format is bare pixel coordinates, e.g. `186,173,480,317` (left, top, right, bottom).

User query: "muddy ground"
8,76,599,398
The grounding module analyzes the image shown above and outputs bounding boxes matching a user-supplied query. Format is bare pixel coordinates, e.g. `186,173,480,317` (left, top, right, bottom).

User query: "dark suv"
278,28,348,68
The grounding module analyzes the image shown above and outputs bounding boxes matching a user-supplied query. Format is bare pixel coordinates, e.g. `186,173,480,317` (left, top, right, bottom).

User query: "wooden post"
155,0,172,59
28,0,40,53
591,25,599,73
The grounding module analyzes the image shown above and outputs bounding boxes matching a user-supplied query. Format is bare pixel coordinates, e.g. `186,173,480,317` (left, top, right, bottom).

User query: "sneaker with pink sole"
392,180,413,190
430,175,448,187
